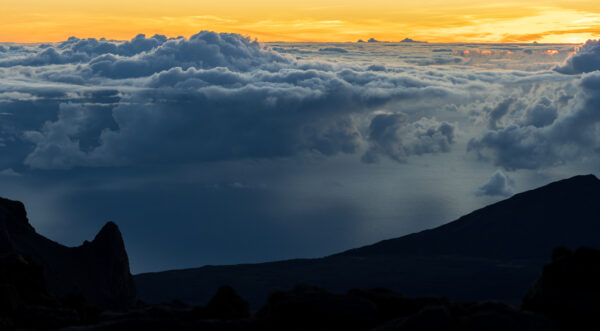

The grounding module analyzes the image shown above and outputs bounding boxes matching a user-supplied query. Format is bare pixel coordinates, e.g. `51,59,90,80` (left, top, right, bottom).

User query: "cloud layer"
2,32,475,170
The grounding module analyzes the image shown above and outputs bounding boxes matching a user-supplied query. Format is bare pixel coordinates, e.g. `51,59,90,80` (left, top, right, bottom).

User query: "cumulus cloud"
476,170,514,197
362,113,455,163
0,34,168,67
87,32,290,78
8,31,469,169
555,40,600,74
486,98,515,130
0,31,586,172
468,71,600,170
23,103,110,169
521,96,557,128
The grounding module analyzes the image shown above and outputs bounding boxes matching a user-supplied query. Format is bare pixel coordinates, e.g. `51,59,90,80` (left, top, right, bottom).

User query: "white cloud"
476,170,514,197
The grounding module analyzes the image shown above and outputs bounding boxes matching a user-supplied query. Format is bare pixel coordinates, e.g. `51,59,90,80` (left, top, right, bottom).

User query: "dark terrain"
136,174,600,308
2,174,600,330
0,197,136,309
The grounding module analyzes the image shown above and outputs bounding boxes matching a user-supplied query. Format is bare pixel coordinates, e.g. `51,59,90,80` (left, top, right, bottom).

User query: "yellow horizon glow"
1,0,599,43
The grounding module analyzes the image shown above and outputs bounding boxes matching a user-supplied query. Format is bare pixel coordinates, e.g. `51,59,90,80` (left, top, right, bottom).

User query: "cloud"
0,34,169,67
362,114,455,163
468,71,600,170
486,98,515,130
555,40,600,74
0,31,584,172
23,103,108,169
476,170,514,197
404,56,462,66
319,47,348,53
2,32,474,170
0,32,290,80
521,96,557,128
87,31,290,78
0,168,21,177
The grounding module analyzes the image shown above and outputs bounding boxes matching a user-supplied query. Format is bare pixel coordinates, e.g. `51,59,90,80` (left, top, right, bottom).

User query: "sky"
2,4,600,274
2,0,600,43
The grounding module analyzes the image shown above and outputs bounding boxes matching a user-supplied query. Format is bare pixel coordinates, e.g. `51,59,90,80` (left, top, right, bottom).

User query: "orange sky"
1,0,599,43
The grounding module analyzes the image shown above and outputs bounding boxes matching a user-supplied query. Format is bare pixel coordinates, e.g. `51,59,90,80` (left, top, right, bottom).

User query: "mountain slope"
134,175,600,308
0,197,136,309
340,174,600,259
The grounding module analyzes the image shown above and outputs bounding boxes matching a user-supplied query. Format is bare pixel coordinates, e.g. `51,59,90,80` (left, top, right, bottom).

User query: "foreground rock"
256,285,556,331
0,254,84,329
523,247,600,330
0,197,136,309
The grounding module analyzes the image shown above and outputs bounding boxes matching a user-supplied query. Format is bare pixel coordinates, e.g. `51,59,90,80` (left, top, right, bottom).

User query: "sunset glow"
2,0,600,43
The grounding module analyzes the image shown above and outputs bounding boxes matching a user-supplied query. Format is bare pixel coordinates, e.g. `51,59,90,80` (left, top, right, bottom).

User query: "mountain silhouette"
135,174,600,308
340,174,600,259
0,197,136,309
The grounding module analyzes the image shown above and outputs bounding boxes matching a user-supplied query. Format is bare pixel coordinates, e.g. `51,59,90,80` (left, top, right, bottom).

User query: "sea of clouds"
1,32,599,271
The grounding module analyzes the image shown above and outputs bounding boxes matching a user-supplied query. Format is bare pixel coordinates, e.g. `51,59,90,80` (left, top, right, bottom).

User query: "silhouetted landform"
255,285,556,331
523,247,600,330
6,246,597,330
135,175,600,309
3,176,600,329
400,38,427,43
340,174,600,259
0,197,136,310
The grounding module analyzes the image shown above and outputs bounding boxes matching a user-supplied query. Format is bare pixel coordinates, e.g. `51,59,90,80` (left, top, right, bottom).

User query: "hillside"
135,175,600,308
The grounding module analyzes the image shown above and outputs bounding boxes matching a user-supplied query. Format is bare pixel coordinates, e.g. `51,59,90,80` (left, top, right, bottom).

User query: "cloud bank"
1,31,472,171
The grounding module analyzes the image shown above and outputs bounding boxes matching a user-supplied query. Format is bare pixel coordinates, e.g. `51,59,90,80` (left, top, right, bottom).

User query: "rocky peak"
0,197,137,310
0,197,34,235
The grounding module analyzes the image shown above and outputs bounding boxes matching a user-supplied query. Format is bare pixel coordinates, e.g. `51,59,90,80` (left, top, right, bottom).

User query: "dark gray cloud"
404,56,462,66
555,40,600,74
319,47,348,53
1,33,465,170
468,71,600,170
87,32,290,78
522,97,557,128
487,98,515,130
0,34,168,67
362,113,455,163
476,170,514,197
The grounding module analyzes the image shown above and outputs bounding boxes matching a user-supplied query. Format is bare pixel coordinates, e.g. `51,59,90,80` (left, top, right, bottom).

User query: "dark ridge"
0,197,34,234
339,174,600,259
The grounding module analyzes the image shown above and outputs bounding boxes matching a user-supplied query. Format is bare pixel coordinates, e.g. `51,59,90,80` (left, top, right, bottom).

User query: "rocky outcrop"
0,197,136,310
523,247,600,330
190,286,250,320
